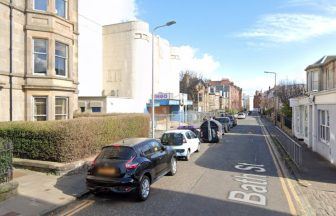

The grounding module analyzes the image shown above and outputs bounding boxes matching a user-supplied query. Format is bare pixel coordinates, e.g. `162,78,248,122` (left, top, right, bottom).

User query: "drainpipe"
9,0,13,121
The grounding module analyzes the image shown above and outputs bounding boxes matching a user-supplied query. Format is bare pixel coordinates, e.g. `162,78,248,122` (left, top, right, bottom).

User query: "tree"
180,71,208,102
275,80,306,117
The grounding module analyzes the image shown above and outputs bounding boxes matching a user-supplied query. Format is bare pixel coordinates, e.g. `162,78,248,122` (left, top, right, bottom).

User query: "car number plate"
97,167,117,176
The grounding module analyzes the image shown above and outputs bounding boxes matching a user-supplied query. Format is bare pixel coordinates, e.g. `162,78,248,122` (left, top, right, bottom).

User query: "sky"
79,0,336,95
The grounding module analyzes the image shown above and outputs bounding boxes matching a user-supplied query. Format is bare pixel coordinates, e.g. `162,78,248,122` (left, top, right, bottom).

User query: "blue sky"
134,0,336,95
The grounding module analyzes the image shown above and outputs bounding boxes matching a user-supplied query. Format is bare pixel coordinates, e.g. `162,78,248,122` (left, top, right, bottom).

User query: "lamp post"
151,21,176,138
264,71,277,125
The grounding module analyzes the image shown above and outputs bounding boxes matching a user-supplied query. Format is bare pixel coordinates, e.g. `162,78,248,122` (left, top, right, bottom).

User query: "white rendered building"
290,56,336,165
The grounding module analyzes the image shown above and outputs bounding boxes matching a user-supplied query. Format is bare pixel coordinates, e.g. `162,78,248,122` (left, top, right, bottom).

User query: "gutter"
9,0,13,121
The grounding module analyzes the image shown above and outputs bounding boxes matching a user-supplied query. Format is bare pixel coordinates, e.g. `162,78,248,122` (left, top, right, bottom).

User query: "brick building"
209,79,242,111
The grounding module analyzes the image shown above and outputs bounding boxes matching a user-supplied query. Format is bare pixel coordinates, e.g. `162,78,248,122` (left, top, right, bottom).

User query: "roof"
306,55,336,70
105,138,152,148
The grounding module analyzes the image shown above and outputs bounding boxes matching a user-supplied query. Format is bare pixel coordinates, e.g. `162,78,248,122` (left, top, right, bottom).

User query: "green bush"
0,114,149,163
0,138,12,183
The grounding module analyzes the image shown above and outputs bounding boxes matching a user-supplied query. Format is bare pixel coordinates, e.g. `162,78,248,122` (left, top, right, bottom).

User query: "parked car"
228,115,237,127
237,112,246,119
86,138,177,201
161,130,200,161
215,117,231,132
177,125,200,138
200,119,223,143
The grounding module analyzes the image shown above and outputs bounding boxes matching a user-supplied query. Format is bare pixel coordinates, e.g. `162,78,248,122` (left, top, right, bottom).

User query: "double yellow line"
59,199,95,216
259,118,304,216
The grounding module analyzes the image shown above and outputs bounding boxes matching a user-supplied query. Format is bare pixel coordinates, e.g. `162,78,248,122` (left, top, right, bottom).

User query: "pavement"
260,117,336,216
50,116,298,216
0,169,88,216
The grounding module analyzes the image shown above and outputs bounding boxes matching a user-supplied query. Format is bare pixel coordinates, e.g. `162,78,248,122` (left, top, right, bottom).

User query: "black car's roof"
103,138,153,148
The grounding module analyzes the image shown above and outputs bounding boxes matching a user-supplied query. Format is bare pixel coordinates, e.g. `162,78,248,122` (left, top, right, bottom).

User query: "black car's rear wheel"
136,176,150,201
168,157,177,176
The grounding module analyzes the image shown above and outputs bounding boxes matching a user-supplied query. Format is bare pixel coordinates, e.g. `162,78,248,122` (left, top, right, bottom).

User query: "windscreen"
97,146,135,160
161,133,183,146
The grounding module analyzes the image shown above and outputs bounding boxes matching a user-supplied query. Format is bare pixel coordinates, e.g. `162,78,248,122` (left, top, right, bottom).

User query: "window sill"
319,139,330,146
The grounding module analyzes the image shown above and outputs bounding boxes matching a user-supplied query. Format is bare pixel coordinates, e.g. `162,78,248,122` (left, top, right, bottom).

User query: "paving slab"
0,169,88,216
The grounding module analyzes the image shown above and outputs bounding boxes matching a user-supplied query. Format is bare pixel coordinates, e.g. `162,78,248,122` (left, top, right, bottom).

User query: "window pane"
92,107,101,113
34,54,47,74
35,116,47,121
34,98,46,114
55,98,67,120
321,111,325,125
34,0,47,11
55,57,66,76
55,42,67,76
34,39,47,53
55,115,67,120
56,0,66,18
55,42,67,57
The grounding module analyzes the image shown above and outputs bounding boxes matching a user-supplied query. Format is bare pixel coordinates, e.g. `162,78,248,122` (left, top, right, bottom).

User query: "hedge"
0,114,149,163
0,138,12,183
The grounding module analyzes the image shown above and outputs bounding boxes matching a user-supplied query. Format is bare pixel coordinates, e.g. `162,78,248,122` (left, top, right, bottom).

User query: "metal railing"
278,132,302,167
284,116,292,129
0,140,13,184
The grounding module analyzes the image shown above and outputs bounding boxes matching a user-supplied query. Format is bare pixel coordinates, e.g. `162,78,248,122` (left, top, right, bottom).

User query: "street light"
264,71,277,126
151,20,176,138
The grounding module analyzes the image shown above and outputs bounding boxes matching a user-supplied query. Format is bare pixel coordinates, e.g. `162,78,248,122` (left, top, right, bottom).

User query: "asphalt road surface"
54,116,296,216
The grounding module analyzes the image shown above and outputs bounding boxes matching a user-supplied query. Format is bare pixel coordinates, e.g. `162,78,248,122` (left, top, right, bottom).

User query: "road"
54,116,298,216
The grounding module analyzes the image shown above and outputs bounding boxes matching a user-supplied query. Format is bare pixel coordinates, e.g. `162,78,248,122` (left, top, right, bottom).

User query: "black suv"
86,138,177,201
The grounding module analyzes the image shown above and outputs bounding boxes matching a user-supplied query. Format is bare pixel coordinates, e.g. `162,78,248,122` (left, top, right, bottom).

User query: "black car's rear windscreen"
98,146,136,160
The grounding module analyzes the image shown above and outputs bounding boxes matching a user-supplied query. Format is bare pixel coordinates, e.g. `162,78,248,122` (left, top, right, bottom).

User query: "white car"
237,112,246,119
160,130,201,161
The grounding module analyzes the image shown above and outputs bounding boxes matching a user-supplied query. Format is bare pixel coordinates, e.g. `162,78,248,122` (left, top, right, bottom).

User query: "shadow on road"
73,188,290,216
195,118,292,179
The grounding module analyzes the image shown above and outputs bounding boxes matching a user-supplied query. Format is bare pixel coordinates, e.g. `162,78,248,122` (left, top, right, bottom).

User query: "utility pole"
151,21,176,138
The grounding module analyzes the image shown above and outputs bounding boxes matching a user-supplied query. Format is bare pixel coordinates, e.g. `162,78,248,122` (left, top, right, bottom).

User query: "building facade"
100,21,180,113
290,56,336,165
0,0,79,121
209,79,242,111
253,91,262,111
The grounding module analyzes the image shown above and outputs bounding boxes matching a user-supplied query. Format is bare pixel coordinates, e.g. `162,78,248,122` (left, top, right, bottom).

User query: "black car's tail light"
125,156,139,170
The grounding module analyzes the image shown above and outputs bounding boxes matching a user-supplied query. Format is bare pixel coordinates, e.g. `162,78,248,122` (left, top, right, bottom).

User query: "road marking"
60,199,95,216
228,163,268,206
259,120,299,216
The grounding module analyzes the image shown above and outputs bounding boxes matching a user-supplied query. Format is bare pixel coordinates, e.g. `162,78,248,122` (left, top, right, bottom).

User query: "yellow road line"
60,199,95,216
259,120,299,216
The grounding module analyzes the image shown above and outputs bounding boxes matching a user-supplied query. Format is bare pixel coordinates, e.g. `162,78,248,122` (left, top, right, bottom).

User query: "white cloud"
177,45,221,79
239,13,336,43
286,0,336,13
79,0,137,25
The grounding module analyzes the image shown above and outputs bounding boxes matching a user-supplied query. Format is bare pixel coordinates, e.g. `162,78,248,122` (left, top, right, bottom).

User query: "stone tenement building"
0,0,79,121
209,79,242,111
253,90,262,111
